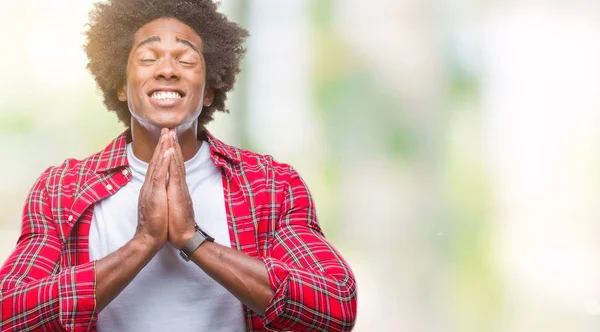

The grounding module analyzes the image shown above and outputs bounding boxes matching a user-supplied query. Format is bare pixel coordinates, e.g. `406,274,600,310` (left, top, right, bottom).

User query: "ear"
117,85,127,102
203,87,215,107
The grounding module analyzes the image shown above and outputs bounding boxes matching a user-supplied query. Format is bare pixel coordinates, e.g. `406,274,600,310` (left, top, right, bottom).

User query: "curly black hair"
84,0,249,130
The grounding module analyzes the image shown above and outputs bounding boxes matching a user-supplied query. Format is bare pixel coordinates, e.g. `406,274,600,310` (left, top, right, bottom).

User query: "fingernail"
163,149,170,158
170,132,177,140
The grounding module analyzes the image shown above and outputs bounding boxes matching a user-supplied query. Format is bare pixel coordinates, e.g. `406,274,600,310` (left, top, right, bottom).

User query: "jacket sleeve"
260,167,357,331
0,168,97,332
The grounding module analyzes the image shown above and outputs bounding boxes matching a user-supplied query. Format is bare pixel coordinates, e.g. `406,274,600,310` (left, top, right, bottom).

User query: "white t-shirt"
89,141,245,332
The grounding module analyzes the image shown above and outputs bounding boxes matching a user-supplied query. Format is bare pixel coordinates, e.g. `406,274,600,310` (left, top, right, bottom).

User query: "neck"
130,119,202,163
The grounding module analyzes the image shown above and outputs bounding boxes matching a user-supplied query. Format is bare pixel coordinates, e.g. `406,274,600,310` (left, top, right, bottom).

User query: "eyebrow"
136,36,201,54
176,37,200,54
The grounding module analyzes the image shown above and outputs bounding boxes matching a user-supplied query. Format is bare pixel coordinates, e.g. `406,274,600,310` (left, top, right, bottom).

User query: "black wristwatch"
179,224,214,262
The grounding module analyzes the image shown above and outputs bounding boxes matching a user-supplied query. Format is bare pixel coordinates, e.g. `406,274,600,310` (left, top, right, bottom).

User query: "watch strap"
180,225,214,261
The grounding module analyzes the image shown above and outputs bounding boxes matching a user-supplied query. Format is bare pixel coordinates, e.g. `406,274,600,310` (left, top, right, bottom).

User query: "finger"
170,131,186,177
168,130,175,149
167,148,180,190
146,129,167,181
167,133,184,188
149,128,169,165
152,147,173,188
146,129,170,181
147,133,170,187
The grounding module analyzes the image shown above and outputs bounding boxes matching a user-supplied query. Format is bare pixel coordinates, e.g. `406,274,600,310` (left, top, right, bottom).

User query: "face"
118,18,214,133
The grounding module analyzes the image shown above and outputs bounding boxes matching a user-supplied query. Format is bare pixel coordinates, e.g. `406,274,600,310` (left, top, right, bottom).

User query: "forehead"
133,18,203,50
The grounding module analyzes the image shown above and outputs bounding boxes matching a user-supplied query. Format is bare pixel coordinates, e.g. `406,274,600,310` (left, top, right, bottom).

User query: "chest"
88,169,231,260
56,166,282,268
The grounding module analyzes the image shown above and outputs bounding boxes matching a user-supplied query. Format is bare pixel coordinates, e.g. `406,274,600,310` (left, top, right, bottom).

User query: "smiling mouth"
150,91,183,100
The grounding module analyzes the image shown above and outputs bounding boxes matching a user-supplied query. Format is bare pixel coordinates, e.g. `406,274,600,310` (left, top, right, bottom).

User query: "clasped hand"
135,128,197,252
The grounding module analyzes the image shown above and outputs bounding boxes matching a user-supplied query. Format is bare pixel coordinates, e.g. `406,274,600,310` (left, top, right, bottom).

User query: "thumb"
167,148,179,191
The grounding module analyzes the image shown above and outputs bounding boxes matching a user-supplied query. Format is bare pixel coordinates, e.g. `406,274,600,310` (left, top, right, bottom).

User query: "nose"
153,57,180,80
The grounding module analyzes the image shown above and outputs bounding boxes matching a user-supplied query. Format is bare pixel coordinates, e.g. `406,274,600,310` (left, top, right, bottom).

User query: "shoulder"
33,130,129,190
223,142,300,184
32,150,104,192
239,148,293,176
228,145,313,205
206,131,298,182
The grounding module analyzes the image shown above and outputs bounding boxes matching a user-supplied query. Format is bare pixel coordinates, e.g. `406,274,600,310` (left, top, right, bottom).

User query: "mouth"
148,88,185,101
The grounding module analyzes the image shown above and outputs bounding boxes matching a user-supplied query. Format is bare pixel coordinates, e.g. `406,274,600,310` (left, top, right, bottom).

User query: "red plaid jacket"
0,130,357,331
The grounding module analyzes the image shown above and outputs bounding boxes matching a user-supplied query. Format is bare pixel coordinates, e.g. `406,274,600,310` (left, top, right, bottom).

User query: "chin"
152,114,196,130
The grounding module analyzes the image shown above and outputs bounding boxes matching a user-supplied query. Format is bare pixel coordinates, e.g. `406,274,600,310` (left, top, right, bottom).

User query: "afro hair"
84,0,249,130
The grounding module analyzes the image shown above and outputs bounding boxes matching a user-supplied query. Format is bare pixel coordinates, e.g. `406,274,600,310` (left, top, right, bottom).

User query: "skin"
95,18,274,315
118,17,212,161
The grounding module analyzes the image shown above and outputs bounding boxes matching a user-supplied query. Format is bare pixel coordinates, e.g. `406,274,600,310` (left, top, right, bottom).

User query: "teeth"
151,91,182,100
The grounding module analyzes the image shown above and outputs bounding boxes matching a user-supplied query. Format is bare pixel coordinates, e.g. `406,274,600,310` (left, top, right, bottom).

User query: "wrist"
132,233,163,254
173,230,196,250
178,224,215,261
172,222,198,250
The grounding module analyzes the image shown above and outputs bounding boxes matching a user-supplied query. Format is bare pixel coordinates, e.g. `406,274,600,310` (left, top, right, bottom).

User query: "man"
0,1,357,331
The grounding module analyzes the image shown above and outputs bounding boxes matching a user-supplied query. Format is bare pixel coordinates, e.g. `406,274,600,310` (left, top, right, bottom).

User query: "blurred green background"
1,0,600,331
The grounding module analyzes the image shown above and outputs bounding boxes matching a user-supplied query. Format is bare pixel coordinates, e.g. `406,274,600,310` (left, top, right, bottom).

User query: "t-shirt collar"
95,129,241,174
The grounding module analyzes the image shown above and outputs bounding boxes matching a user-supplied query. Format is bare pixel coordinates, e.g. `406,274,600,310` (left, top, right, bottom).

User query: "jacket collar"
95,129,241,174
